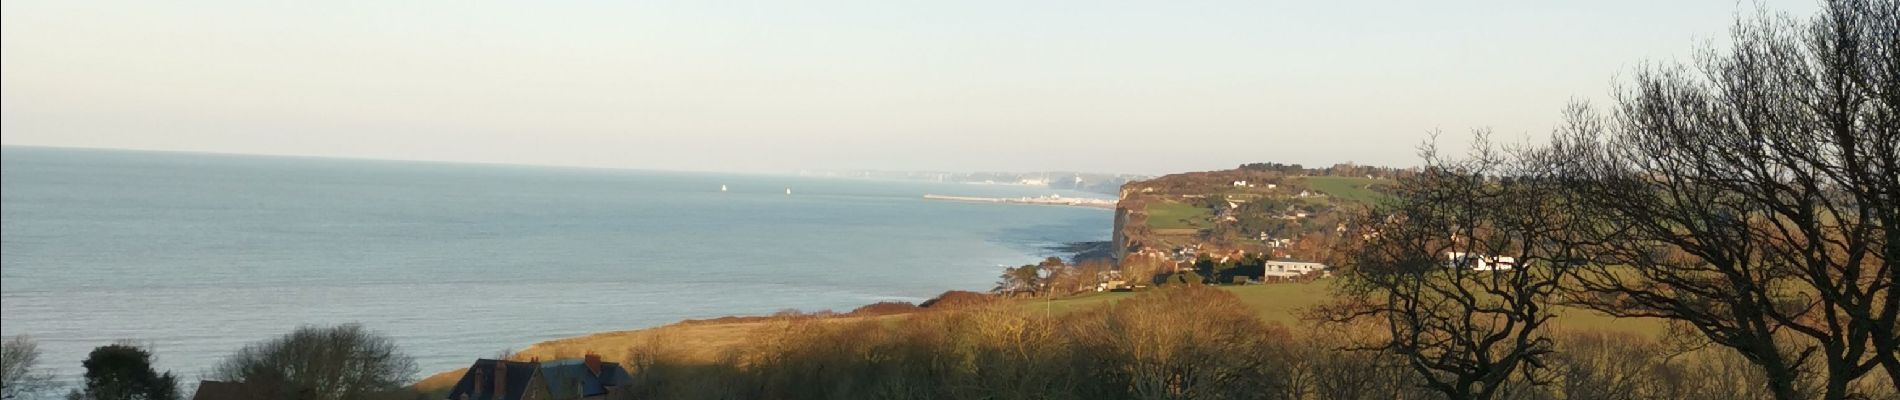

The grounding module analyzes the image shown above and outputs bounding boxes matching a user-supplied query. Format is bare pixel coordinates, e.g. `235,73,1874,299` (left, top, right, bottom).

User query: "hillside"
1110,164,1400,269
412,313,909,395
415,283,1666,394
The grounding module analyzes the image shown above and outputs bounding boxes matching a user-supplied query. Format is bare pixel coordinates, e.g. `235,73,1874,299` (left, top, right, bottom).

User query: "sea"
0,146,1112,387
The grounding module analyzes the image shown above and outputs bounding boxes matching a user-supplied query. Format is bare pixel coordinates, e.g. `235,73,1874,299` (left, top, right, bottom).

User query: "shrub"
848,301,921,316
1157,270,1205,286
917,291,994,309
1067,286,1289,399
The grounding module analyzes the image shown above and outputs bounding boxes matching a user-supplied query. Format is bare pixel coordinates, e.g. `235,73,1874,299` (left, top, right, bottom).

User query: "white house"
1261,261,1329,278
1445,252,1516,271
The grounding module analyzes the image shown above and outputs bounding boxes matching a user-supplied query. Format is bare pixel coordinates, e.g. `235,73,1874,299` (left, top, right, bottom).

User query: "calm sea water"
0,146,1110,385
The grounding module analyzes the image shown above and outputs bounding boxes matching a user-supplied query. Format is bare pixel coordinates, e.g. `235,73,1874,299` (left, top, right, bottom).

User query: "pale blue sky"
1,0,1814,174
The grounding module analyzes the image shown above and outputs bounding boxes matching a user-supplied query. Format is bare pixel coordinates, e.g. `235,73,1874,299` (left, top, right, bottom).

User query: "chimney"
493,360,507,397
584,353,603,376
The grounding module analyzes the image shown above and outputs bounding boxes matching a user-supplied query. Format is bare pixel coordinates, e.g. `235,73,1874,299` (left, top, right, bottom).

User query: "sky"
1,0,1819,175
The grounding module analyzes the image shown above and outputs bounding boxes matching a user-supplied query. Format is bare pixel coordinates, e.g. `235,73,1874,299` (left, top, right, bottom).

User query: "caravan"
1445,252,1516,271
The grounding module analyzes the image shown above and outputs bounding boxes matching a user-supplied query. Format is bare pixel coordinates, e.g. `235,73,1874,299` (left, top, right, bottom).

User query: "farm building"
1260,261,1329,280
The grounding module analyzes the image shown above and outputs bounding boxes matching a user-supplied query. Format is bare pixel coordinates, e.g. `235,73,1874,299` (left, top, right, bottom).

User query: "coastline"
412,241,1114,392
3,147,1120,385
1047,241,1116,264
922,194,1118,210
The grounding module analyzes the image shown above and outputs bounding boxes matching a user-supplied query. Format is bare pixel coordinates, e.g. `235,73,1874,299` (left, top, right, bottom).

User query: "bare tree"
211,324,418,400
1553,1,1898,398
1,335,55,399
1321,133,1591,400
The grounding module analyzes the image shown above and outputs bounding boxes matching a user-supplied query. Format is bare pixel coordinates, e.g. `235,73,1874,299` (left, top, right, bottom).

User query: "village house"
1255,232,1293,248
1095,270,1134,292
1259,261,1329,281
1215,249,1248,264
445,354,635,400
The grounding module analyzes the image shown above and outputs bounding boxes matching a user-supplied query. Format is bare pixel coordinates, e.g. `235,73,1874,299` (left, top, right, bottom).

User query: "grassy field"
1144,200,1213,230
412,314,904,393
416,280,1669,392
1298,176,1392,205
1027,282,1667,336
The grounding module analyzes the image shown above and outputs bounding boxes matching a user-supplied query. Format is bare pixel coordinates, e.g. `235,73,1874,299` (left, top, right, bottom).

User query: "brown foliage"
617,287,1315,400
846,301,922,316
602,286,1900,400
917,290,997,309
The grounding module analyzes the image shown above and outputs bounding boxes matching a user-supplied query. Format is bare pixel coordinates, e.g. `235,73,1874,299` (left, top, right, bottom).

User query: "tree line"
0,324,419,400
1324,1,1897,399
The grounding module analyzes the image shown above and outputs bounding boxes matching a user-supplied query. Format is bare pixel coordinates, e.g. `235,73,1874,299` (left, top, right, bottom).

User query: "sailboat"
721,184,728,192
785,188,793,195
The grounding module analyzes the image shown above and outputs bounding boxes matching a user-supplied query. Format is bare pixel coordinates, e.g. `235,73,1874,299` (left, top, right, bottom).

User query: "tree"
1552,1,1898,398
68,343,179,400
1037,256,1065,269
1043,258,1108,296
2,336,54,399
1191,255,1218,281
1320,134,1590,400
1032,257,1076,296
994,264,1042,294
211,324,417,400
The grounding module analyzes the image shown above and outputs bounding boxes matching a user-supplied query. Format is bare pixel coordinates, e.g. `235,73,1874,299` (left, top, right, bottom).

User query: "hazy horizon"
0,144,1161,177
2,0,1816,175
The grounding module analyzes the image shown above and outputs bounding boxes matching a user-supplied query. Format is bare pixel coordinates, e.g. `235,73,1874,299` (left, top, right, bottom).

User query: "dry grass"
411,283,1894,399
411,314,903,393
414,281,1671,393
1037,282,1668,336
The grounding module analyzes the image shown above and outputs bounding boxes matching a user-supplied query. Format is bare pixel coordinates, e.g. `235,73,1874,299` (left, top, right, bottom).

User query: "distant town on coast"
3,0,1894,399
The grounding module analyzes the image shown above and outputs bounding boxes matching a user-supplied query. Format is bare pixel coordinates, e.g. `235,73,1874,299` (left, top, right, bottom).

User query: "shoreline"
1047,241,1116,264
922,194,1118,210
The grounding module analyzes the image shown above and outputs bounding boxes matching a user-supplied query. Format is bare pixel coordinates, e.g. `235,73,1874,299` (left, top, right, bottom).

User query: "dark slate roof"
443,359,635,400
537,359,634,399
444,359,541,400
191,381,273,400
